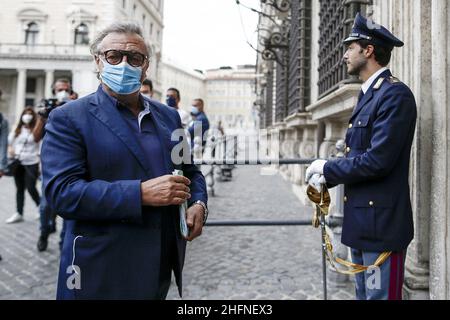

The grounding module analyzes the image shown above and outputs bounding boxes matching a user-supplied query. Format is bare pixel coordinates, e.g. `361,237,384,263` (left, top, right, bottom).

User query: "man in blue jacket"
306,13,417,300
41,23,208,300
189,98,210,153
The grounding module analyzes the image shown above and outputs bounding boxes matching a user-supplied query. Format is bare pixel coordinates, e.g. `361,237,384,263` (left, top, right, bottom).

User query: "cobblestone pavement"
0,166,354,300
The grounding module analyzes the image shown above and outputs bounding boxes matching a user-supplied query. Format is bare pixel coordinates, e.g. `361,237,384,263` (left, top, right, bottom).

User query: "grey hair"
89,22,151,57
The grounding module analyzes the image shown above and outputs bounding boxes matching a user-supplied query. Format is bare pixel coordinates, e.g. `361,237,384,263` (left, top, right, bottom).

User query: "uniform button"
344,196,348,202
369,201,374,207
348,123,353,129
346,147,351,153
358,121,362,126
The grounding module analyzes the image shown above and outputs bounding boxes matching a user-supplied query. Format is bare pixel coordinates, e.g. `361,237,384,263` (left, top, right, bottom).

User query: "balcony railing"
0,43,91,58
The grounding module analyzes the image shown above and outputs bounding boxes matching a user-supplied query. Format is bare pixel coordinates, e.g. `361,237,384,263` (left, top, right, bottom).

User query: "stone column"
44,69,54,98
279,128,290,177
291,127,304,185
15,69,26,122
318,121,345,158
400,0,433,300
268,125,281,161
429,0,450,300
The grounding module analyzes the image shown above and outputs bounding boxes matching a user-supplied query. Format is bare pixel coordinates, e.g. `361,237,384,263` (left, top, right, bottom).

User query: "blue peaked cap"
344,13,404,49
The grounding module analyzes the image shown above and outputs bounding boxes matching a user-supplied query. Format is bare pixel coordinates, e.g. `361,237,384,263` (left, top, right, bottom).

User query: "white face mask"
22,114,33,124
56,90,70,103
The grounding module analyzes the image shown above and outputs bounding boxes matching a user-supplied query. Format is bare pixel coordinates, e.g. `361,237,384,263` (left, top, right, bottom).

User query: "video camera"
37,98,66,119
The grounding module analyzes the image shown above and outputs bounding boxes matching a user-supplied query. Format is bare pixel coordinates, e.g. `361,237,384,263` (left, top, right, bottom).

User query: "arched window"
25,22,39,45
74,23,89,45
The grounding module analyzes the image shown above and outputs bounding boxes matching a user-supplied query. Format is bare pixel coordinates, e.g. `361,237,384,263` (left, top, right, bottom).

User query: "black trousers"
158,210,178,299
13,163,40,215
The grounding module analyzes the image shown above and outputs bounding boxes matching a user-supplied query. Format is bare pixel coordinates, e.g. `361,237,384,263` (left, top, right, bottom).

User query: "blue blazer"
42,86,207,299
324,70,417,252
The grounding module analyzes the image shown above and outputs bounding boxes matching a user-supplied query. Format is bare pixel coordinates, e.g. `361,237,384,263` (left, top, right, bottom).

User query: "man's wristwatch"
191,200,208,225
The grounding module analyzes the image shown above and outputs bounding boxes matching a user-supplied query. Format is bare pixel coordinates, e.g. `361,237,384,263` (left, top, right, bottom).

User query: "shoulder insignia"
388,76,401,84
373,77,385,90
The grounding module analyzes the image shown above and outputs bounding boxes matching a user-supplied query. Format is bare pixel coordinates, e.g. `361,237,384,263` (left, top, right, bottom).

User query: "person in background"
188,98,210,154
35,79,77,252
6,107,41,224
166,88,191,128
140,79,154,98
217,120,225,136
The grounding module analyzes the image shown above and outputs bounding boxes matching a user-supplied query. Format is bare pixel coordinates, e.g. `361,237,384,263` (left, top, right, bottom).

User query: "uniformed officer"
306,13,417,300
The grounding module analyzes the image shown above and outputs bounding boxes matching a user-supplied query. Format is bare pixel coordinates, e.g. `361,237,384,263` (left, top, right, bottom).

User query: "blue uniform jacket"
41,86,207,299
324,70,417,252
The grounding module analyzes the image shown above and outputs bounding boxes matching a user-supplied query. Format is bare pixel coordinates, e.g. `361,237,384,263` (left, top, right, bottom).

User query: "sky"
162,0,260,71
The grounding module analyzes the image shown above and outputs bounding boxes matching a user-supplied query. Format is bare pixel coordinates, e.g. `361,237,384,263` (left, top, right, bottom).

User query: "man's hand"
305,160,327,183
185,204,205,241
8,146,15,158
308,174,326,193
0,170,3,179
141,175,191,206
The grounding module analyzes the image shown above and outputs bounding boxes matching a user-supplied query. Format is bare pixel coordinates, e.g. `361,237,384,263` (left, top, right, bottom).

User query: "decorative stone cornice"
17,8,48,22
66,7,97,23
284,112,318,128
270,122,287,131
306,84,361,121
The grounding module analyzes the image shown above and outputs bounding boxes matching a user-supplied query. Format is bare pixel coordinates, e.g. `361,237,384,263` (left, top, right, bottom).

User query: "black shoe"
37,234,48,252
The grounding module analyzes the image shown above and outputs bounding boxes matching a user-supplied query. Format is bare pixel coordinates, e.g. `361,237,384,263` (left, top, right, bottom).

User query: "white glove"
305,160,327,183
308,174,327,193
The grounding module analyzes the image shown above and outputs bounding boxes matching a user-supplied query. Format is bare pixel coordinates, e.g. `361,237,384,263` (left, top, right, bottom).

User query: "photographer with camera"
35,78,76,252
34,78,73,139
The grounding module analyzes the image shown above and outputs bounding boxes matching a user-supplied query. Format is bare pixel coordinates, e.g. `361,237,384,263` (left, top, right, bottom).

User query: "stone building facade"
160,58,206,115
255,0,450,299
205,65,258,135
0,0,164,124
160,62,258,135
